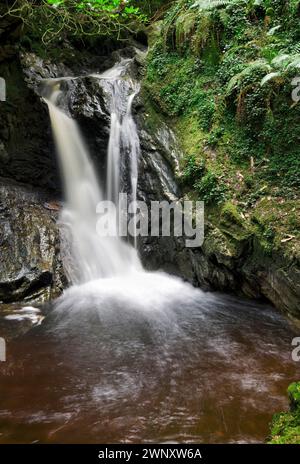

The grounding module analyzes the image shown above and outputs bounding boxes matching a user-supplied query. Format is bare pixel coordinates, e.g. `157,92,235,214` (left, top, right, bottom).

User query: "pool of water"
0,272,299,444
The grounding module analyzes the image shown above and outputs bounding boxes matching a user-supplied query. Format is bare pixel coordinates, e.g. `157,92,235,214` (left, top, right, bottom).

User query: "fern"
271,54,291,67
287,55,300,70
260,72,281,86
267,25,281,36
175,11,197,50
227,59,271,93
191,0,233,10
191,12,213,51
261,54,300,86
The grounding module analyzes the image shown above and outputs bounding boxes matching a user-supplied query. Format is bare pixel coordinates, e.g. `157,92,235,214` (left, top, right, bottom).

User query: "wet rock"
0,178,65,304
0,43,299,319
0,49,130,195
133,66,300,318
0,59,60,193
0,303,44,341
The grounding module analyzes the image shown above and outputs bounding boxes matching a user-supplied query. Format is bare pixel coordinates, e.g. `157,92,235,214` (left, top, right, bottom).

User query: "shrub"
195,171,227,204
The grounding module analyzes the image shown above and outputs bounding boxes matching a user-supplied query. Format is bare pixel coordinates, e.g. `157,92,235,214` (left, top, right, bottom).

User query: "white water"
45,61,202,317
3,62,297,445
45,62,141,284
94,61,141,246
44,59,210,331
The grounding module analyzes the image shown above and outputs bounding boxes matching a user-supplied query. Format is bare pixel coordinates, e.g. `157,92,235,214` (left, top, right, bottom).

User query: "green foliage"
288,382,300,409
261,53,300,86
227,60,271,94
5,0,146,43
181,154,206,185
192,0,236,10
180,154,227,204
132,0,173,17
194,171,228,204
269,382,300,444
146,0,300,197
269,410,300,444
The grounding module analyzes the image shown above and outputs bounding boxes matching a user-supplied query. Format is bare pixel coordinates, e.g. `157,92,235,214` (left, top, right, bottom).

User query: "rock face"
0,58,60,193
137,106,300,317
133,81,300,319
0,179,65,304
0,44,299,319
146,225,300,319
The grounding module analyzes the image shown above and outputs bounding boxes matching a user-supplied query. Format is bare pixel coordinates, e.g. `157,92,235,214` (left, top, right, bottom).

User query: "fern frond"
287,55,300,70
271,54,291,68
261,72,281,86
267,25,281,36
227,60,270,93
175,11,197,49
191,0,232,11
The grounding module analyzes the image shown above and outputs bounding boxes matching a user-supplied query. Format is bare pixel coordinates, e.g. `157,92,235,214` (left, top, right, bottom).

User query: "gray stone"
0,179,65,304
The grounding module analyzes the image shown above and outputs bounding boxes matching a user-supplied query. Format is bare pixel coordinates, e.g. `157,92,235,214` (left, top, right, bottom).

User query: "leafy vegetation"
3,0,299,265
4,0,146,43
269,382,300,444
145,0,300,252
132,0,174,17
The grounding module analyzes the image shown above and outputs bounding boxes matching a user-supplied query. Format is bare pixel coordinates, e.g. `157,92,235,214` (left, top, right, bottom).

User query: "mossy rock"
269,382,300,444
147,21,163,48
219,202,252,243
203,224,246,270
221,202,244,226
269,410,300,444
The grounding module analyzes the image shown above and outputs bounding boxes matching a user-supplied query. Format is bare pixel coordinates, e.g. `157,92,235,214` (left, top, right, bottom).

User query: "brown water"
0,273,299,444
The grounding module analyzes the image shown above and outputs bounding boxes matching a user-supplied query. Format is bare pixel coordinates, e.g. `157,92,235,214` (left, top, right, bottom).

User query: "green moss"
175,114,207,158
251,197,300,256
216,202,251,244
221,202,243,226
144,0,300,260
180,153,205,186
269,411,300,444
269,382,300,445
195,171,228,205
145,0,300,189
141,87,165,134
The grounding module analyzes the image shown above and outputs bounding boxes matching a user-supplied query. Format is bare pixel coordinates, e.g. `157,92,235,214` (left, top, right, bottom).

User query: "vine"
3,0,147,43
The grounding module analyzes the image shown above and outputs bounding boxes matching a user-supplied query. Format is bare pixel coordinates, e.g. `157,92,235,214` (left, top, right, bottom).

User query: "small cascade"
44,60,142,284
94,60,141,246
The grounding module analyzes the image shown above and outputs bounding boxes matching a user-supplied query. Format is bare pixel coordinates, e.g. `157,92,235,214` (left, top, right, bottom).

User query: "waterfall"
44,61,142,284
15,60,296,448
94,61,141,246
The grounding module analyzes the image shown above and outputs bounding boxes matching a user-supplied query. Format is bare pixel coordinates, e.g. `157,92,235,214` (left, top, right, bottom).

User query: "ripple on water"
0,271,299,443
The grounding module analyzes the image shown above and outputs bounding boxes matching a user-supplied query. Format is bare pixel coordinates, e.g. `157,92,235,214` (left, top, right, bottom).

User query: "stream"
0,59,299,444
0,276,299,444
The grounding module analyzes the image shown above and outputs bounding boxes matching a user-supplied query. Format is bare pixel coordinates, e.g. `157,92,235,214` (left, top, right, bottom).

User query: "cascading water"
94,61,141,246
0,59,298,445
44,60,142,284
